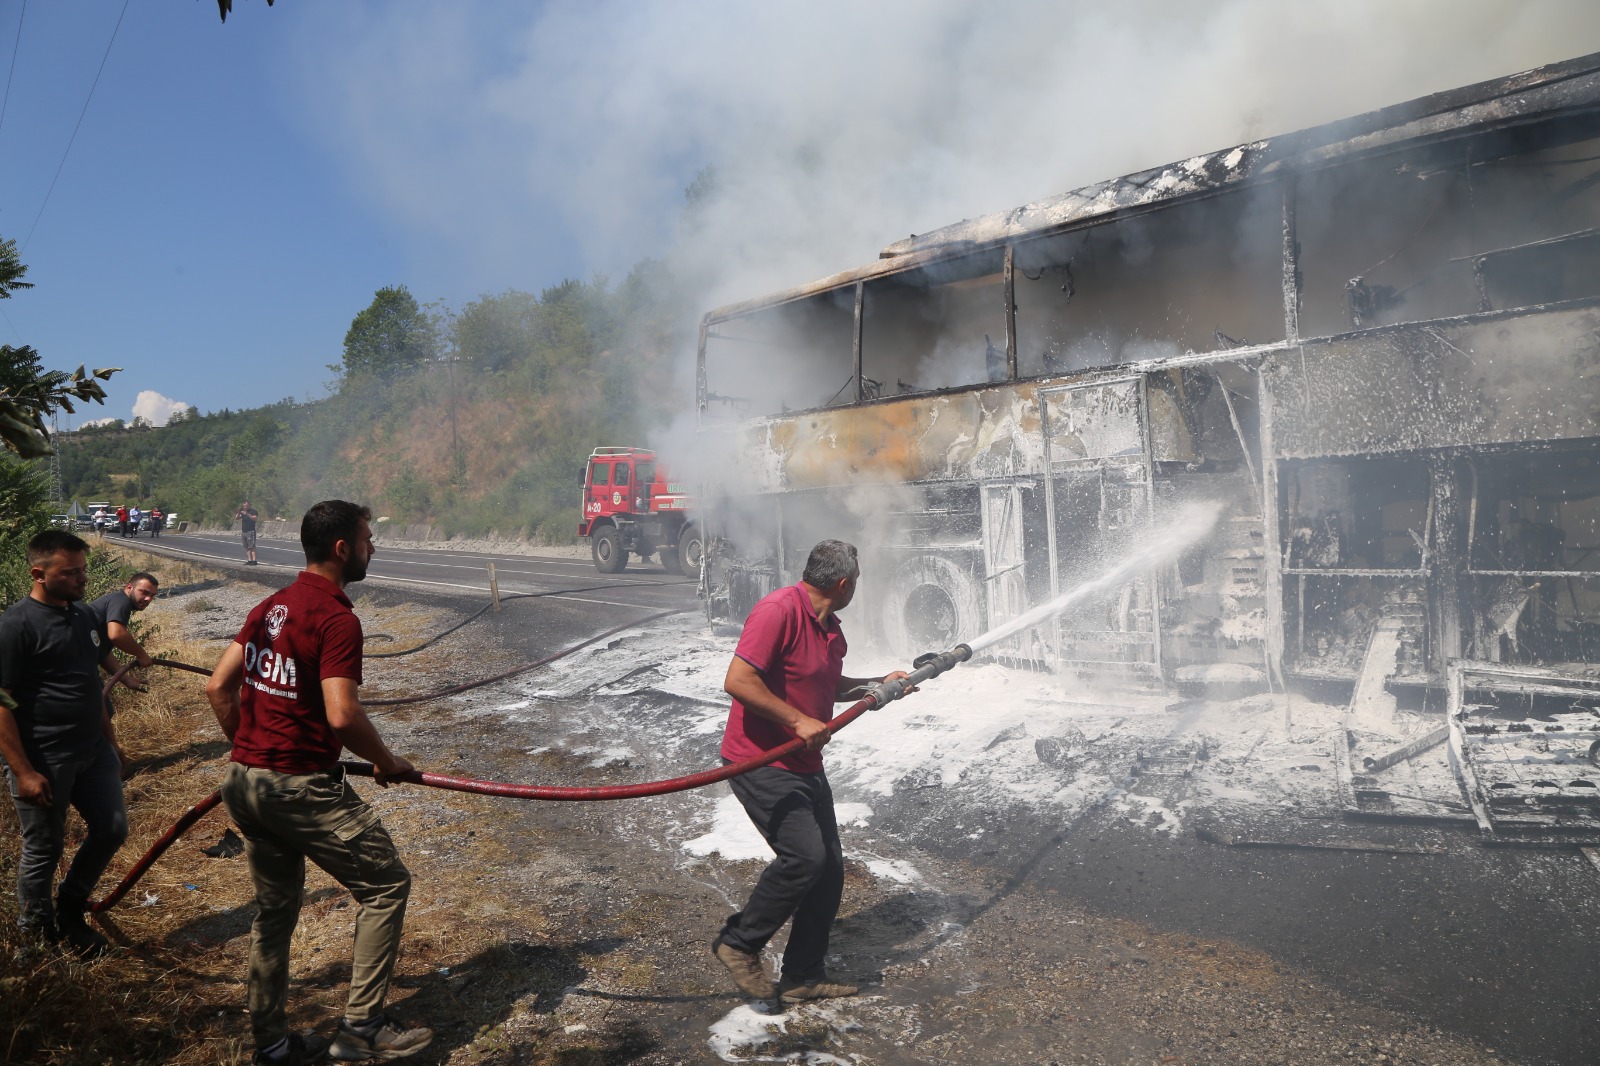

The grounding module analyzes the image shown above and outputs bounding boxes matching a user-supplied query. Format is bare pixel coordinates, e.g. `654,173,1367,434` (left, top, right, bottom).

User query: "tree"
342,285,438,380
0,239,118,459
452,290,539,374
0,454,50,604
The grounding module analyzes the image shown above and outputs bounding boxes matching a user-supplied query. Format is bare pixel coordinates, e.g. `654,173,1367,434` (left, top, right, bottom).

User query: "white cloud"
131,390,190,427
79,417,119,429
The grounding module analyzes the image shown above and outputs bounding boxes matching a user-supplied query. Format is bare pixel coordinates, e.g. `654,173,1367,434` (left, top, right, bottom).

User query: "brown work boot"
777,973,859,1004
713,940,775,999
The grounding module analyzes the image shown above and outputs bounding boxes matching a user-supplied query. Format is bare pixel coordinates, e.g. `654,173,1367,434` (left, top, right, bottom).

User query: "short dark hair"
802,540,859,589
128,572,159,588
301,500,373,564
27,529,88,566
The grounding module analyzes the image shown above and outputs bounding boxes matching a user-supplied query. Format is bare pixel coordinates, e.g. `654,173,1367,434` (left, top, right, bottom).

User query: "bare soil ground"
0,549,1572,1064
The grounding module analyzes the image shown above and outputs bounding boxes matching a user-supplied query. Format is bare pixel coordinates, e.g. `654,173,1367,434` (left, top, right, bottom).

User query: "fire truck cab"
578,446,702,577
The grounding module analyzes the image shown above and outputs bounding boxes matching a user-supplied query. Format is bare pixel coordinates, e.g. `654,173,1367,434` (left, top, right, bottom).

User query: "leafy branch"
0,359,121,458
0,238,120,457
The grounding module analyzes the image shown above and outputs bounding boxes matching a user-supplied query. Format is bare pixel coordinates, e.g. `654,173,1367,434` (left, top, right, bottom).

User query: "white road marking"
173,535,679,585
139,538,673,610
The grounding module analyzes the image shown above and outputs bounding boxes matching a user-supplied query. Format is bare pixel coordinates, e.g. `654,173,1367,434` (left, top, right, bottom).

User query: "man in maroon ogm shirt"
207,500,431,1065
713,539,911,1004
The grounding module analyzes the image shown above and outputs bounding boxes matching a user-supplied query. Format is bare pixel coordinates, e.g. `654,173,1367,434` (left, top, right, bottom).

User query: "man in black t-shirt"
0,530,129,957
237,500,259,565
88,573,158,716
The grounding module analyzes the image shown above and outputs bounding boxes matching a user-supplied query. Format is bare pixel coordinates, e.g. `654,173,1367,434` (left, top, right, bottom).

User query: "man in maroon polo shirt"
712,539,912,1004
206,500,431,1065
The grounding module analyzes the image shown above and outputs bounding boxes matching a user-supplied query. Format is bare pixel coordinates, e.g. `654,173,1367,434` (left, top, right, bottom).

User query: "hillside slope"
58,268,693,541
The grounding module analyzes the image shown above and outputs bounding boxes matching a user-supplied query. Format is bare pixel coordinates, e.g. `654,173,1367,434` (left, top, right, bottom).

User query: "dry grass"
0,619,260,1065
0,556,541,1065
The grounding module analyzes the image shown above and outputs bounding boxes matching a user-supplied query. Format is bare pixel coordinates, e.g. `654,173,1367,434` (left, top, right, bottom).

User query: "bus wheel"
592,527,627,574
879,554,983,658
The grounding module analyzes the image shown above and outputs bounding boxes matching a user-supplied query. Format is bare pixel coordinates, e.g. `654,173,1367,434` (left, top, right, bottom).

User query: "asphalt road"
126,531,695,615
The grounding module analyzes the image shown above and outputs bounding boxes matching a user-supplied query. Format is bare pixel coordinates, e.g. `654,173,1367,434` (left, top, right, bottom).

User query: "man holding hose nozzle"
206,500,430,1065
712,539,913,1005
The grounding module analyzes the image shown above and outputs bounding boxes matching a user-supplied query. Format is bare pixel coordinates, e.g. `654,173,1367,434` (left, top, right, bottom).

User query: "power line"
0,0,25,136
22,0,131,253
0,305,24,346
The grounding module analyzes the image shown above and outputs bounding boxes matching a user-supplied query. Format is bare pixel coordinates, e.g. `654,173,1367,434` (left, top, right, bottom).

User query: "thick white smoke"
292,1,1600,316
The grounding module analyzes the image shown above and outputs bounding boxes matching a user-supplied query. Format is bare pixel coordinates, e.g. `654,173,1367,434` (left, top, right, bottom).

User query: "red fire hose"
89,614,968,913
92,791,224,912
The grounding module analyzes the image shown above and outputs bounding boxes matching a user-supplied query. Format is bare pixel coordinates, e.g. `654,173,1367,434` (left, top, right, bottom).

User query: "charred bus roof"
703,50,1600,325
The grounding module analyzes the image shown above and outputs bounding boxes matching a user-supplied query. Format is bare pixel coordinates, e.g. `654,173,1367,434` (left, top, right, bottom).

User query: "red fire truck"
578,447,703,577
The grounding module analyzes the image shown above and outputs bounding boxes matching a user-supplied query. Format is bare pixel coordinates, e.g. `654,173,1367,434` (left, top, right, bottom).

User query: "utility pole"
448,352,458,457
49,412,63,508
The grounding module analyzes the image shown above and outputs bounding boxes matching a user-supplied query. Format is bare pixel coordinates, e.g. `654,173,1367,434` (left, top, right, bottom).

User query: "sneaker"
254,1031,330,1065
328,1015,433,1061
54,902,108,960
713,940,775,1000
777,973,859,1003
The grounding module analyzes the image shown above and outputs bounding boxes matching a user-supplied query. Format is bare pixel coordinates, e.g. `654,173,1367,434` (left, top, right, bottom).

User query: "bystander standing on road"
206,500,431,1065
0,530,133,958
149,507,164,538
88,573,158,720
237,500,259,565
711,539,912,1004
115,504,129,539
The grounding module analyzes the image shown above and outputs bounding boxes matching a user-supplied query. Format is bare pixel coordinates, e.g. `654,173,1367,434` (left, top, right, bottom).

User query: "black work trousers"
716,763,844,982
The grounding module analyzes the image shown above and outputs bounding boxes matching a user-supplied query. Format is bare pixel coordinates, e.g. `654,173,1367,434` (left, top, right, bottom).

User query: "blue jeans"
4,739,128,928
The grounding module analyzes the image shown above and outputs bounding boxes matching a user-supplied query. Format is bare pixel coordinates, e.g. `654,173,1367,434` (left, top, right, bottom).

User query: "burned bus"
692,52,1600,693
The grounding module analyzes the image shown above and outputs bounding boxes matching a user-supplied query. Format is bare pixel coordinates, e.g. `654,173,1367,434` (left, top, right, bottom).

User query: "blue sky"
0,2,608,425
2,2,1595,428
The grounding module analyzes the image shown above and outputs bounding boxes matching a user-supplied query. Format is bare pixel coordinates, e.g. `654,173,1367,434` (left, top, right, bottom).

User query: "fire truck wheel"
676,524,704,579
878,554,984,659
592,526,627,574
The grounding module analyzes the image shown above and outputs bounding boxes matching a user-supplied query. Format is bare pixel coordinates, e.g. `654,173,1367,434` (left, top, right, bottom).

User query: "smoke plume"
293,1,1600,321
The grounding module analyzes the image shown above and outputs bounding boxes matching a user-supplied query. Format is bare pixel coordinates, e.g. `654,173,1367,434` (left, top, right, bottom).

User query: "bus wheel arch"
877,553,985,658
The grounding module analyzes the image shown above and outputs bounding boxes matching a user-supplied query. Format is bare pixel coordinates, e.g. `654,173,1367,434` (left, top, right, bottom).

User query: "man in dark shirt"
0,530,129,957
207,500,430,1065
237,500,259,565
88,572,158,715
